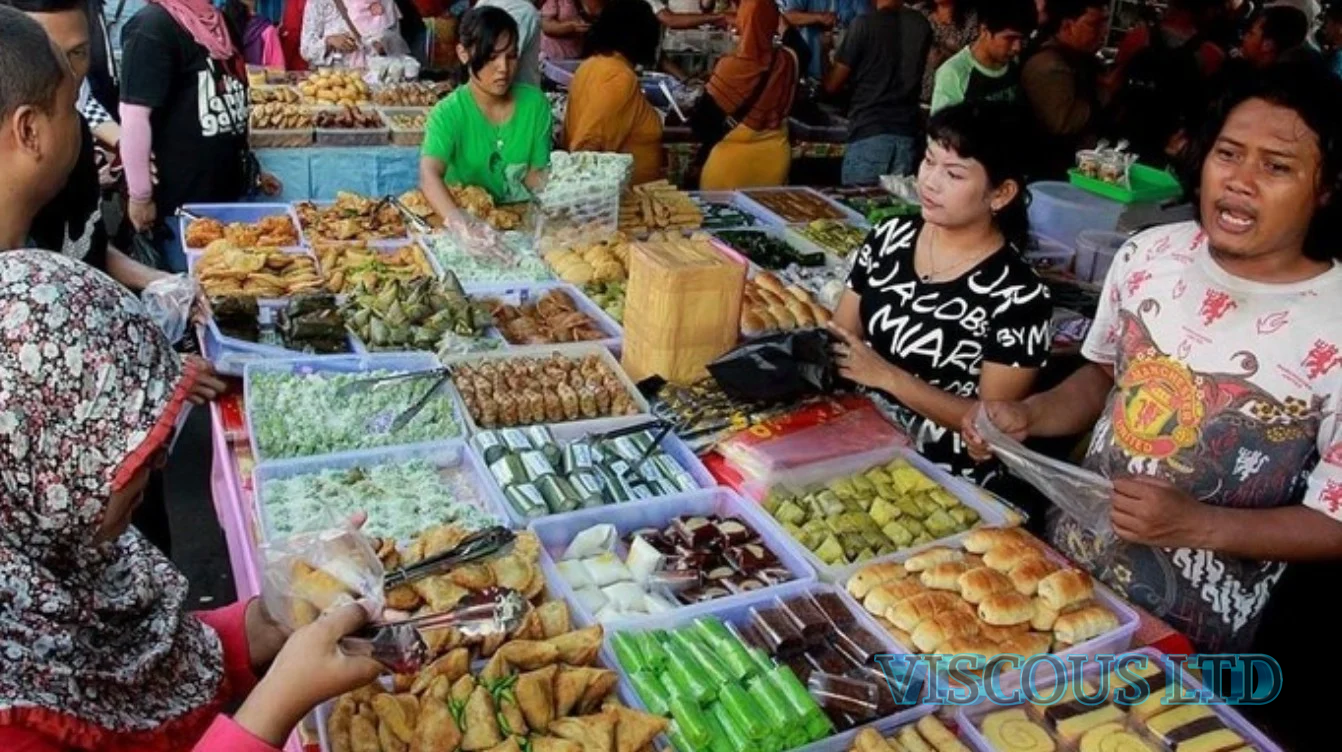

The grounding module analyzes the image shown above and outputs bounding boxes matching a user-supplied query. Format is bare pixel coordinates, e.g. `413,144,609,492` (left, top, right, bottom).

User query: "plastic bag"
261,523,386,632
141,275,197,345
707,328,845,404
972,408,1115,538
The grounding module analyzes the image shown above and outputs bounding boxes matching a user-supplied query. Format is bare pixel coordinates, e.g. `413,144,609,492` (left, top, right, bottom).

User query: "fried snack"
185,218,225,247
194,243,323,298
547,625,603,666
536,600,571,638
548,712,617,752
541,235,630,285
484,739,523,752
485,289,608,345
460,686,503,750
578,669,619,714
618,180,703,235
372,693,419,743
250,102,314,129
451,674,476,702
530,738,582,752
298,69,370,105
296,191,407,242
373,81,451,107
288,560,357,626
250,85,301,104
554,666,592,719
415,695,462,752
496,639,561,670
412,576,469,613
348,712,380,752
446,184,526,230
516,665,558,731
328,696,354,752
317,242,436,295
185,215,299,249
379,717,409,752
609,704,669,752
388,111,429,129
411,648,471,695
314,105,384,129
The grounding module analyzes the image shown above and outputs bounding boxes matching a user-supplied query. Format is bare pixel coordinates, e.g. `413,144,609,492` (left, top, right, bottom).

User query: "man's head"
1189,63,1342,265
1241,6,1309,66
1047,0,1108,54
1,0,90,83
0,5,80,210
1324,1,1342,47
975,0,1037,67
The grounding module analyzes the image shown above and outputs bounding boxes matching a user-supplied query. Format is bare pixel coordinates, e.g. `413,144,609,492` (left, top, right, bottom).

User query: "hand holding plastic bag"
971,406,1117,539
140,275,198,344
261,522,386,632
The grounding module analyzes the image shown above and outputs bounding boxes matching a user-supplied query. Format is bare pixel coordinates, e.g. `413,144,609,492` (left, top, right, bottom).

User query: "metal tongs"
340,588,530,674
383,525,516,589
589,418,679,483
336,367,454,433
387,194,434,235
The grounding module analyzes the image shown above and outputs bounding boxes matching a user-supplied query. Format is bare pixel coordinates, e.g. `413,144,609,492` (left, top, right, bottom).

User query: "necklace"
920,226,994,282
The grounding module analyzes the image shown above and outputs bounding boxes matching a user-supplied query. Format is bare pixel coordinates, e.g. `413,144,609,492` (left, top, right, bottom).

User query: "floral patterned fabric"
0,252,224,748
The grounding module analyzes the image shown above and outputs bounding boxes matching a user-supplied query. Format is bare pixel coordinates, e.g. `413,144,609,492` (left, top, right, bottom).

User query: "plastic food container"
1024,233,1077,274
598,580,933,750
466,280,623,352
532,487,818,626
251,440,507,543
294,199,412,246
737,186,864,227
311,107,389,147
243,351,463,463
957,647,1283,752
1026,181,1126,252
199,300,364,377
710,226,842,272
186,245,322,308
378,105,428,146
479,417,716,527
440,342,651,435
249,127,313,149
1069,163,1184,205
1075,229,1128,284
178,202,302,252
745,443,1013,585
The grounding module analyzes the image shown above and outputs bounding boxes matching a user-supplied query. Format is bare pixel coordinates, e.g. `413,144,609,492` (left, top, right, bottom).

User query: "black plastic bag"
706,328,845,404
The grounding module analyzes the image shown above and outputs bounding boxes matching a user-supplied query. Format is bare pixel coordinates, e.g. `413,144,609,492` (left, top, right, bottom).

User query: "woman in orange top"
699,0,799,189
563,0,665,185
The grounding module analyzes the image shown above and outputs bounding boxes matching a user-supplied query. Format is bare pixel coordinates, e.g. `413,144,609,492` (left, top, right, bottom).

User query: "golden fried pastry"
460,686,502,751
372,693,419,744
536,601,572,638
609,704,669,752
547,625,603,666
548,712,617,752
415,695,462,752
516,665,558,731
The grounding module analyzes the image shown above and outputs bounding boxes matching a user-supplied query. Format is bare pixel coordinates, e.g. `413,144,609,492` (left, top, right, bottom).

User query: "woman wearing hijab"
697,0,799,190
0,252,384,752
119,0,250,273
300,0,409,67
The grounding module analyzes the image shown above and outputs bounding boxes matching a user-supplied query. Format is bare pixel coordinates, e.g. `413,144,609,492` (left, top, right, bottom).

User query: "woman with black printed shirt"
829,101,1052,482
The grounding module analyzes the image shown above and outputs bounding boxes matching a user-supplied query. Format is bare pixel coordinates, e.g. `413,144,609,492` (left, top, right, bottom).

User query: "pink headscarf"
150,0,237,60
347,0,398,40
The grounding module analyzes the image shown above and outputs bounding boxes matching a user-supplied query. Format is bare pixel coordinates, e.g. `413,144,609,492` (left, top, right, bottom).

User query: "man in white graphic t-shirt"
965,61,1342,657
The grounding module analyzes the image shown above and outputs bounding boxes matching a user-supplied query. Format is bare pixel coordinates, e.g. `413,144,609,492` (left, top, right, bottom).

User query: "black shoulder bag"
689,51,779,170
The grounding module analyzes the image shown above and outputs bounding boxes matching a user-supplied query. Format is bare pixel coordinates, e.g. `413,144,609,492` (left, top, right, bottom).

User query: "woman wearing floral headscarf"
0,252,383,752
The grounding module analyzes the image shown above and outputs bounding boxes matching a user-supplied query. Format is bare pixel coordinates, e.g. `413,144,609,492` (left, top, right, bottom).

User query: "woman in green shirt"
419,6,553,219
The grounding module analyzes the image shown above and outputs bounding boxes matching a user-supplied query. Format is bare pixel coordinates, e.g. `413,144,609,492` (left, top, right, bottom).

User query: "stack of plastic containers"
1027,181,1126,252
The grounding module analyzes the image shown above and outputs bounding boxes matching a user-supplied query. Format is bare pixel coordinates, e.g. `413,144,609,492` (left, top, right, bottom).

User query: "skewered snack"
342,272,487,351
618,180,703,235
372,81,451,106
314,105,384,129
295,191,407,242
315,242,434,294
249,102,314,130
184,215,300,249
743,188,848,223
249,85,300,104
452,352,641,429
483,288,609,346
741,271,832,337
193,242,324,298
447,184,526,231
297,68,369,105
541,235,630,285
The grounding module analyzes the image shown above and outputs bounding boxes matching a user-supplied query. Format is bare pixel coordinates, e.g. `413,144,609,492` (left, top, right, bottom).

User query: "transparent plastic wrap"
141,275,198,344
973,408,1116,538
261,522,386,632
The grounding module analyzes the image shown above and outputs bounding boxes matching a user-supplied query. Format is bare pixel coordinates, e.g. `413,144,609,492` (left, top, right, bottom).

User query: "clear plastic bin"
1027,181,1125,252
1075,229,1128,284
480,417,715,526
201,302,363,376
467,280,623,351
186,246,322,305
710,226,842,271
243,352,463,462
440,342,650,434
746,443,1013,584
688,190,770,230
178,202,302,252
596,580,932,750
378,105,428,146
532,487,818,626
737,186,864,226
249,128,313,148
1025,232,1077,273
251,440,507,543
310,107,389,146
956,647,1283,752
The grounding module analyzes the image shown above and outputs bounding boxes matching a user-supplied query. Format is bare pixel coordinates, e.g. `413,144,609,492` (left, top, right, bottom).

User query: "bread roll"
889,591,962,631
911,609,981,653
1037,569,1094,611
940,635,1000,661
864,578,925,616
784,283,811,303
983,543,1040,572
1009,557,1060,596
812,306,832,325
1054,606,1120,645
754,307,779,330
904,546,962,573
917,714,972,752
873,617,913,648
958,567,1015,604
847,561,906,600
755,271,785,294
790,301,817,327
741,310,769,336
997,632,1053,660
1031,599,1060,631
921,561,971,591
962,527,1030,554
978,621,1031,643
978,591,1035,626
769,304,798,329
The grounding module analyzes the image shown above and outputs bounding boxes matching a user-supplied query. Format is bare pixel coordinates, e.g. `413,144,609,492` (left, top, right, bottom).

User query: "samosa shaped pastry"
412,648,471,695
609,705,668,752
460,686,503,751
496,639,560,670
348,713,380,752
371,693,419,743
549,712,617,752
530,738,582,752
414,695,462,752
536,601,571,639
547,625,602,666
516,665,558,731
